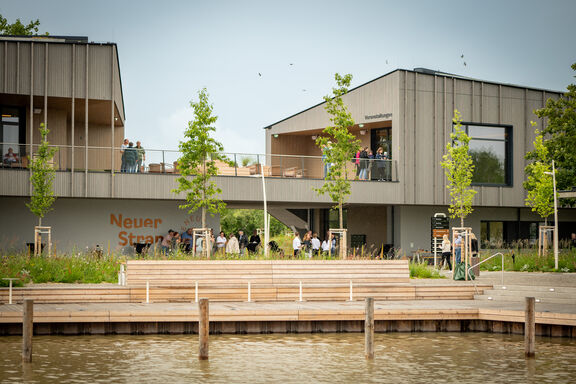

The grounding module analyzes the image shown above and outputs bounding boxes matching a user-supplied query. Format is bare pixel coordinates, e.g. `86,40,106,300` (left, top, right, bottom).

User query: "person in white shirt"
120,138,129,173
311,232,321,257
321,239,330,254
292,233,301,258
216,231,227,255
441,234,452,270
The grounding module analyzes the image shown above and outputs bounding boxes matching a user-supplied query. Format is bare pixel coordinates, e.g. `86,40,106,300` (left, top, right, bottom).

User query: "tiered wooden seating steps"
126,259,410,302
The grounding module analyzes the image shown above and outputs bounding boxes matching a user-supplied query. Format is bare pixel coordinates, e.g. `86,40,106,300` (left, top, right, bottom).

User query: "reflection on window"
455,123,511,186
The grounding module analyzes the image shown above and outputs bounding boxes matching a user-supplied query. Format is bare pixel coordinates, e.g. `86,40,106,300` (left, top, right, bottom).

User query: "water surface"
1,333,575,383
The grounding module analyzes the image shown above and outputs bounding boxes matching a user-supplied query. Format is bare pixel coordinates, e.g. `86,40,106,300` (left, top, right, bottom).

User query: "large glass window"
455,123,512,186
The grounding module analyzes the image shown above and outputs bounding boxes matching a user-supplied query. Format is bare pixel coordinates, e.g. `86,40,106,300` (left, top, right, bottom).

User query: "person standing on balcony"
359,147,369,180
375,147,386,181
120,138,128,173
136,141,145,173
354,149,361,178
383,151,391,181
3,147,19,165
124,142,138,173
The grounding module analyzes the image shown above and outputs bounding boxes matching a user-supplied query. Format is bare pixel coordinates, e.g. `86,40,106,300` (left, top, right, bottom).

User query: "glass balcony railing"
0,142,398,182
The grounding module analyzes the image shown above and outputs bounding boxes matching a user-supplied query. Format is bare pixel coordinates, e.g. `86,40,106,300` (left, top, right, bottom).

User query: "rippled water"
0,333,575,383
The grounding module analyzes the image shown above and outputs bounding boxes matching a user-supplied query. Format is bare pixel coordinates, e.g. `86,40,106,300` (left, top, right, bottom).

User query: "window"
455,123,512,186
0,106,26,160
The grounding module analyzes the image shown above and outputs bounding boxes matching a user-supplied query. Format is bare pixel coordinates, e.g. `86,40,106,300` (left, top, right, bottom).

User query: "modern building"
1,35,574,253
0,36,218,252
264,68,576,251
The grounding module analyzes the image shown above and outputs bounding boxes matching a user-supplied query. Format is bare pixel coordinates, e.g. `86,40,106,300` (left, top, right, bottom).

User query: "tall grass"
478,249,576,273
409,261,445,279
1,252,123,287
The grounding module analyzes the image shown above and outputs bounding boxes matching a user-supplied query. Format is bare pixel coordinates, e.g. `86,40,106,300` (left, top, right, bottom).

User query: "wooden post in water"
22,299,34,363
365,297,374,359
525,297,535,357
198,298,209,360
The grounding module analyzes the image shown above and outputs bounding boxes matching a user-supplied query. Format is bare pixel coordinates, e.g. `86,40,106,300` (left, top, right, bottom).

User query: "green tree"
535,63,576,191
0,14,47,35
314,73,361,229
26,123,58,227
173,88,226,229
441,110,477,227
220,209,288,237
524,125,554,224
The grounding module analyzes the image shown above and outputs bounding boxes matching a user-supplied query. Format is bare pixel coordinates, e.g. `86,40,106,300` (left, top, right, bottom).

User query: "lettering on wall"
109,212,205,247
110,213,163,246
365,113,392,120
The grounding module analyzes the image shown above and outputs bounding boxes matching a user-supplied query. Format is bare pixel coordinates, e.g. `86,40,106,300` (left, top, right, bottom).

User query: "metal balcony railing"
0,142,399,182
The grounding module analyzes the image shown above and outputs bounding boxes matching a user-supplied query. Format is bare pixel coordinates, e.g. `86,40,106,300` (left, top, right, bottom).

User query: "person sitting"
180,228,194,253
3,148,19,165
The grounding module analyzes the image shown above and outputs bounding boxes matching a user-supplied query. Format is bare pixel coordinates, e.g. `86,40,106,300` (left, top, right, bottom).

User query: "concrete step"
474,294,576,305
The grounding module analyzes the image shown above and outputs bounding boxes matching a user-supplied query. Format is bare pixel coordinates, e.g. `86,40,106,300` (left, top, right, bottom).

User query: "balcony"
1,143,403,205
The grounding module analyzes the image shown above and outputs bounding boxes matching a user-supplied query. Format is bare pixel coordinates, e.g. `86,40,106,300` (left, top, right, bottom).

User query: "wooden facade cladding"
0,39,124,121
265,69,562,209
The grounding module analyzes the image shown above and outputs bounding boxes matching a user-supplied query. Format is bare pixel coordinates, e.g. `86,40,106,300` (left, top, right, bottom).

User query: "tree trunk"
339,201,343,229
460,216,464,228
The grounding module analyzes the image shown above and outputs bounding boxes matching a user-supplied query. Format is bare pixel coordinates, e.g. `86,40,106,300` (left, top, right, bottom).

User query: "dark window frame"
0,105,27,158
455,121,513,187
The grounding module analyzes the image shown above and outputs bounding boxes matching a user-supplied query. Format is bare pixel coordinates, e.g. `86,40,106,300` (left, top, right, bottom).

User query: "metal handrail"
467,252,504,294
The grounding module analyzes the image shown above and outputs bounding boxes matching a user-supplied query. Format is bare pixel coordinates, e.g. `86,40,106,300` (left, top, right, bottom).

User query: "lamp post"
545,161,559,270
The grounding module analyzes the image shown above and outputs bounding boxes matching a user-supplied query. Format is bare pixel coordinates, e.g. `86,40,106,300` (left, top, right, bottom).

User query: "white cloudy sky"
2,0,576,155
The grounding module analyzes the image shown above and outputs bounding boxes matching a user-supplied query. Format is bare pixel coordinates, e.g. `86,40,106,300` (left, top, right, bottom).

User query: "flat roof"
264,68,564,129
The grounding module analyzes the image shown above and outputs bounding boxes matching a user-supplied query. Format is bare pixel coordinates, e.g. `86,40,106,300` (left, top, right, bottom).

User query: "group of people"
440,232,479,270
120,138,145,173
3,147,20,165
354,146,391,181
159,228,263,255
292,231,337,258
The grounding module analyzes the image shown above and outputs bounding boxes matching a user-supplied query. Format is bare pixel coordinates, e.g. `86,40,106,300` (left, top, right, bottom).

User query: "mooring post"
145,281,150,304
349,280,353,301
525,297,535,357
22,299,33,363
198,298,209,360
247,281,252,302
365,297,374,360
299,281,303,302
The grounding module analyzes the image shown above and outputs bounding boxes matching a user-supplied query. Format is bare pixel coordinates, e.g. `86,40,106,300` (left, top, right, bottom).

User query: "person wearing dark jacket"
238,230,249,255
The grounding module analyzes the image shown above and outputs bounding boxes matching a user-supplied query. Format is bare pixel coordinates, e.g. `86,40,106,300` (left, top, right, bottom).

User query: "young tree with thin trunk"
441,110,476,227
173,88,226,229
26,123,57,227
524,124,554,224
314,73,360,229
